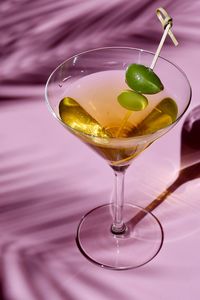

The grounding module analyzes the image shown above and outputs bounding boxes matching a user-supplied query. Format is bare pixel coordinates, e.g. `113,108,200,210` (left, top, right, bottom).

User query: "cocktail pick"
116,7,178,138
150,7,178,70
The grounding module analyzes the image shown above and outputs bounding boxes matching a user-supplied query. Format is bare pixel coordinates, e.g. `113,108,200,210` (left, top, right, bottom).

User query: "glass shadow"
128,105,200,227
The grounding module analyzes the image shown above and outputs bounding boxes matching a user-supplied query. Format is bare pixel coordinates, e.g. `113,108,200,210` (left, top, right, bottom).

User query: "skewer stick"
150,7,178,70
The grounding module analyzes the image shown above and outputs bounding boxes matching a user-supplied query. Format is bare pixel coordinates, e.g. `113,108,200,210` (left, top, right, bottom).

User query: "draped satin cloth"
0,1,200,299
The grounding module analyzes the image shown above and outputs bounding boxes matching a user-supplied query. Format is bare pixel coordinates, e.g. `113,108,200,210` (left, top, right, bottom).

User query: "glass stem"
111,167,127,234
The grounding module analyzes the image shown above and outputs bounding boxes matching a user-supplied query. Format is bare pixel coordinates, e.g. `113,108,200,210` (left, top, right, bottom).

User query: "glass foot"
76,203,164,270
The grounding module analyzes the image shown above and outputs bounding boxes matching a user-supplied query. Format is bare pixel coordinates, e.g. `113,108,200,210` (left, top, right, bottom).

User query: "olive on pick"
117,90,148,111
126,64,164,94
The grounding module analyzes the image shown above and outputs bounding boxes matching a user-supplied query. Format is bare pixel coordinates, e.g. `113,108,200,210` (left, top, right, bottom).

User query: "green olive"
59,97,110,137
117,90,148,111
59,96,79,107
156,97,178,122
126,64,164,94
130,97,178,136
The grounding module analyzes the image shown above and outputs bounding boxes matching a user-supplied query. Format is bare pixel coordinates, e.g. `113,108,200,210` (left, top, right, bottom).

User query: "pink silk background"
0,0,200,299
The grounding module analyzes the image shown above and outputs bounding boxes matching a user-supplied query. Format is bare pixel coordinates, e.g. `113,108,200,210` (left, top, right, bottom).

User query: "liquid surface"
59,70,178,166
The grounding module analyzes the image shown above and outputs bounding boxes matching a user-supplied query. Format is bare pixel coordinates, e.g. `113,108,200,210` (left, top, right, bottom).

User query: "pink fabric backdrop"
0,0,200,299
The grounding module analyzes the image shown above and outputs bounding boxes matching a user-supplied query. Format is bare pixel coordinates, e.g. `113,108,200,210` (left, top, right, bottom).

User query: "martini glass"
45,47,191,270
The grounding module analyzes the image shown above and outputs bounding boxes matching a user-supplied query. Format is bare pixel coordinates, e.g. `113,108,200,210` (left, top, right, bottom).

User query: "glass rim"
45,46,192,142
